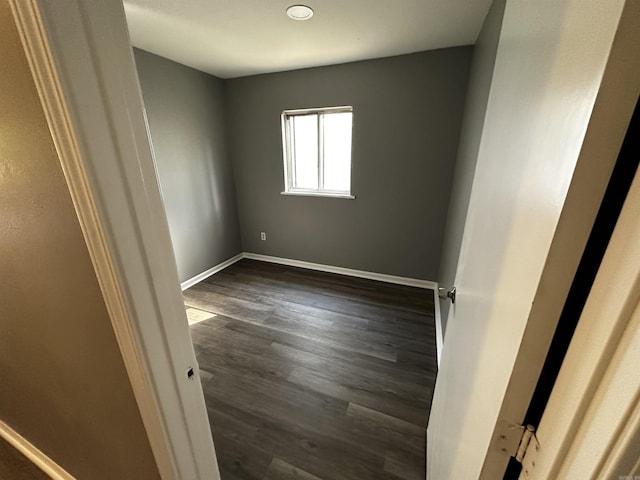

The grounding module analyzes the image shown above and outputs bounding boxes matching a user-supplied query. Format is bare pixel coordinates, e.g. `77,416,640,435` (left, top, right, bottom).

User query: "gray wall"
437,0,506,331
134,49,242,283
226,49,472,280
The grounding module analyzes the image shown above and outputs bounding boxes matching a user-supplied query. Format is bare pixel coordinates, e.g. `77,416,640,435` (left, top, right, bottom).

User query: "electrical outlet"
260,232,266,241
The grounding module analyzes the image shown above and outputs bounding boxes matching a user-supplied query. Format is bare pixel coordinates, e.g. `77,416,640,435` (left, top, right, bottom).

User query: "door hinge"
496,424,540,478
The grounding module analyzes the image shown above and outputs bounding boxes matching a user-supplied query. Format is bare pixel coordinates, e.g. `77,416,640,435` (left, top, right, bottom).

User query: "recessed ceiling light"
286,5,314,21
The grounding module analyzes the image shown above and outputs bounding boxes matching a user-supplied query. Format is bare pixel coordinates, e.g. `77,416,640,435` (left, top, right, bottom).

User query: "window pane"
323,112,352,192
292,114,318,190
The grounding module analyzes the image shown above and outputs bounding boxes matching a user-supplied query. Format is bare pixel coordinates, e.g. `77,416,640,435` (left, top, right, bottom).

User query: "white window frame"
281,106,355,199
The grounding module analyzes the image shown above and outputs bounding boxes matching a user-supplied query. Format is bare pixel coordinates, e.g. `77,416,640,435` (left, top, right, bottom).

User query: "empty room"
127,0,474,479
126,0,638,479
2,1,638,479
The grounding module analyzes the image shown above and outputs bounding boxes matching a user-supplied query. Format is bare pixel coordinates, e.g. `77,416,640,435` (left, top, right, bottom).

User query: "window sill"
281,191,355,199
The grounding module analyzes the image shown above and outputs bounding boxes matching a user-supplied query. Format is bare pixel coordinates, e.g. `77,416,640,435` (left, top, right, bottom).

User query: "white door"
527,114,640,479
427,1,637,478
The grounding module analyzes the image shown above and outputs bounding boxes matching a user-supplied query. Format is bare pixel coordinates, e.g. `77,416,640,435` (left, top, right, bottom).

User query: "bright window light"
281,106,353,197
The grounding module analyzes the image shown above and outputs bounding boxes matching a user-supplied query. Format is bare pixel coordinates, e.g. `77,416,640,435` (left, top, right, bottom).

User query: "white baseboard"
433,285,443,367
0,420,74,480
180,253,244,291
242,252,437,290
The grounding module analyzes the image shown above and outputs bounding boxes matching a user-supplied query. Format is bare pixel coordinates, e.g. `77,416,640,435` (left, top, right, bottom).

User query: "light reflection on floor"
186,307,217,325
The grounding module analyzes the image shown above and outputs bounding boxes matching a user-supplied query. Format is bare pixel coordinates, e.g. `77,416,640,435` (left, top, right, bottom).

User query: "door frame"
8,1,219,478
480,1,640,476
529,109,640,478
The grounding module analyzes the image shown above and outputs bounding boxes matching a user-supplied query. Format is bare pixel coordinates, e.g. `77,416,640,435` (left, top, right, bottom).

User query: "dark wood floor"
0,436,49,480
185,259,437,480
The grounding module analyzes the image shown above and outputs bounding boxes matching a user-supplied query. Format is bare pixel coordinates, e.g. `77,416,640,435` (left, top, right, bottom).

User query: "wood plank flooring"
185,259,437,480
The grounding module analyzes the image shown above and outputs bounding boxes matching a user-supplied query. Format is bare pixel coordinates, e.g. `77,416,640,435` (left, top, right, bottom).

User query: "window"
281,106,354,198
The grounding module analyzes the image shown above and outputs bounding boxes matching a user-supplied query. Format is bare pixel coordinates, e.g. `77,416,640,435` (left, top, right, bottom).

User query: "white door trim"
480,0,640,476
8,1,219,478
530,126,640,479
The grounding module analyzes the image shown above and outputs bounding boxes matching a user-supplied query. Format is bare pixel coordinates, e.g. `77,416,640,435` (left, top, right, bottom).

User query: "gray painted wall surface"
226,49,472,280
134,49,242,283
437,0,506,331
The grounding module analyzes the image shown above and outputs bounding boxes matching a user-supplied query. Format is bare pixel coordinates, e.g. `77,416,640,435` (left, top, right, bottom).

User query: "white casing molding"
0,420,74,480
10,1,220,479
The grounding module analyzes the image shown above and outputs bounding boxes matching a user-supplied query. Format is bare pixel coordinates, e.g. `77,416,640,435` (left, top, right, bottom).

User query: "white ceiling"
123,0,492,79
